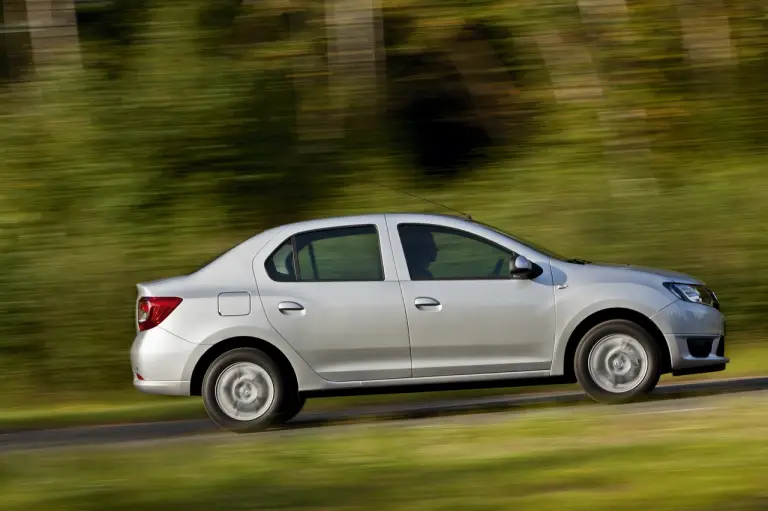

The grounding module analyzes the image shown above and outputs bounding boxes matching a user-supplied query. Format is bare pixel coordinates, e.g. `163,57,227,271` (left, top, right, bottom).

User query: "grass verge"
1,392,766,511
0,341,764,433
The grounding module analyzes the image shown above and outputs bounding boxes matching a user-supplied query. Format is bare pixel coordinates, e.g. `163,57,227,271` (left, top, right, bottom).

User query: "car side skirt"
301,370,561,398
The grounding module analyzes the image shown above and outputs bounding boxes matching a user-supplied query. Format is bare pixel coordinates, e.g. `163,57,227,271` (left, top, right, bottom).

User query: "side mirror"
510,255,534,279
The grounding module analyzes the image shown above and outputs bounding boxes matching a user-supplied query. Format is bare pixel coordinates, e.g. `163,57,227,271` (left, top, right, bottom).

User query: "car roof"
265,213,568,262
207,212,473,269
275,212,470,230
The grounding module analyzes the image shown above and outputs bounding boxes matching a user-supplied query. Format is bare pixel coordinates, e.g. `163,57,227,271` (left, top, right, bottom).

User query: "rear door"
253,217,412,382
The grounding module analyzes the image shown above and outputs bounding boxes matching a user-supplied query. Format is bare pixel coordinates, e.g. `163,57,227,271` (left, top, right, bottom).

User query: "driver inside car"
400,229,438,280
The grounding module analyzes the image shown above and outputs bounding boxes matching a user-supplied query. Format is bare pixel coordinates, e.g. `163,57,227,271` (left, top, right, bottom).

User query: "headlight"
664,282,719,309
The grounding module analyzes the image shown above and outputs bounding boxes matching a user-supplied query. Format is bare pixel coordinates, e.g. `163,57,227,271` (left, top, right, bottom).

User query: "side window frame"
264,238,299,282
264,224,385,283
397,223,518,282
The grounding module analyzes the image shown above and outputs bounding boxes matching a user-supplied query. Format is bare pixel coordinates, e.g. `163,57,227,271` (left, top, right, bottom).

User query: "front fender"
550,283,675,375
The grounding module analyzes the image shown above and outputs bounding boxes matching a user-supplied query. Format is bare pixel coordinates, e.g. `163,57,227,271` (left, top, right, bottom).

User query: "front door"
255,222,412,382
390,221,556,377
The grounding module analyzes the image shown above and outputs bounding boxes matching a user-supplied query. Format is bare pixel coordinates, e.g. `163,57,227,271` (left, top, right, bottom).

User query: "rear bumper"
133,377,191,396
130,327,195,396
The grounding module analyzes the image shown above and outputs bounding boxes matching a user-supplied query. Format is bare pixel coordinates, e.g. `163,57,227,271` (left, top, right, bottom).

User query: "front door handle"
278,301,305,313
414,297,441,311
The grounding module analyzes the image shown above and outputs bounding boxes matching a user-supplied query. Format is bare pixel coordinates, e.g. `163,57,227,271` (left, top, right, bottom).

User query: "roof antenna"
372,182,473,221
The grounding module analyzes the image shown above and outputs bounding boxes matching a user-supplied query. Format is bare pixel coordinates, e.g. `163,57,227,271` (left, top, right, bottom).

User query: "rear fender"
181,326,330,391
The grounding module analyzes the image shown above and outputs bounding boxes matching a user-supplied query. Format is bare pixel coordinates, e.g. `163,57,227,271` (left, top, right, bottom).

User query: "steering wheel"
490,257,503,277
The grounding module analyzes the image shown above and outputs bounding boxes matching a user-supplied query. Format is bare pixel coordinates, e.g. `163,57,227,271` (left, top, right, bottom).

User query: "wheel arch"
190,337,299,397
560,308,671,382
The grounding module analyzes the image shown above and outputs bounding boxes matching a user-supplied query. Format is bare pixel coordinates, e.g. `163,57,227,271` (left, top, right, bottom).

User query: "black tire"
276,394,306,424
202,348,286,433
574,319,661,404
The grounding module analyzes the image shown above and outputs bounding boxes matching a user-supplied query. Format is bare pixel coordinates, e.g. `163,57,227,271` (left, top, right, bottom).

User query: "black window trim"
264,238,296,282
291,235,301,281
396,222,523,282
264,223,386,283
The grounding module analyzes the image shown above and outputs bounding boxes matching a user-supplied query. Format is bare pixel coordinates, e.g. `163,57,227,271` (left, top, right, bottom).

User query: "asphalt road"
1,375,766,453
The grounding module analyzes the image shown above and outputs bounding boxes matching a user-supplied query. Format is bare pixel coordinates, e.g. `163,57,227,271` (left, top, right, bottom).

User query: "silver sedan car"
131,213,728,432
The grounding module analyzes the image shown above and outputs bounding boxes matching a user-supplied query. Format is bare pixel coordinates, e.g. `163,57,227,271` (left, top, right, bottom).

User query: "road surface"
1,375,766,453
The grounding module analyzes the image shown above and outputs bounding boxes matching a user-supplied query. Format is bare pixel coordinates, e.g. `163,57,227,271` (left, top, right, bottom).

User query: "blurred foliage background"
1,0,767,399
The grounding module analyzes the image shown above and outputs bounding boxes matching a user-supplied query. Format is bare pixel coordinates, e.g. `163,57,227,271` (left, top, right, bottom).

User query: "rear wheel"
574,319,661,404
202,348,285,433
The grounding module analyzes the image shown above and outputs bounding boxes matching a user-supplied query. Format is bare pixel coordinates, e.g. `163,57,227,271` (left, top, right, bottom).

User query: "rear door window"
266,225,384,282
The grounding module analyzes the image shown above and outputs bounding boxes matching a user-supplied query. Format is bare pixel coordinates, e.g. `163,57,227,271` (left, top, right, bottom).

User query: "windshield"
473,220,573,262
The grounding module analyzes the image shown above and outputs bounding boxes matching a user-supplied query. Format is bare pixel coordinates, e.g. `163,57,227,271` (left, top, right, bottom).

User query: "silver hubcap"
588,334,649,393
215,362,275,421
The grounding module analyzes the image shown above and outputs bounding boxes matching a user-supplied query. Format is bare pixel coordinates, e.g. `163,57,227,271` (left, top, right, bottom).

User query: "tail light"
137,297,182,331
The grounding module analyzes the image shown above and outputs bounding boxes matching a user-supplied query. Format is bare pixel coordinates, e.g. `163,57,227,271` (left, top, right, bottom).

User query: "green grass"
0,398,207,433
1,341,763,433
1,392,766,511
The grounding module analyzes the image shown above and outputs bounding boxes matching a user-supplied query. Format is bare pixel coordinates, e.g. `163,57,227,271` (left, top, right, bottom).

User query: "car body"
131,213,728,432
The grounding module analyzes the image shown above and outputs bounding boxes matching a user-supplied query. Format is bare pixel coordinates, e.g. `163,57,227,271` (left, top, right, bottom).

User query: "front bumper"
665,333,728,375
130,327,196,396
651,299,729,374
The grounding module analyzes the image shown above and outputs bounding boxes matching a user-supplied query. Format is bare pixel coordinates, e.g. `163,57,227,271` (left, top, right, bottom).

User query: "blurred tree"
2,0,768,397
0,0,80,72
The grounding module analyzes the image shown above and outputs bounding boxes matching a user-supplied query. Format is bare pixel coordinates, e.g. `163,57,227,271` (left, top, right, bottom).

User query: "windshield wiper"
566,258,591,265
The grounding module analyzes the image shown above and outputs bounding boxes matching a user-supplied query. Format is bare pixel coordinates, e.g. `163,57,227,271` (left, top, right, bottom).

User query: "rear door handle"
414,297,441,311
278,301,305,313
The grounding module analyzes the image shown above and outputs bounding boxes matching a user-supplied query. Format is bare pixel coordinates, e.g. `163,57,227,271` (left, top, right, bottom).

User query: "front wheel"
276,395,306,424
202,348,286,433
574,319,661,404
